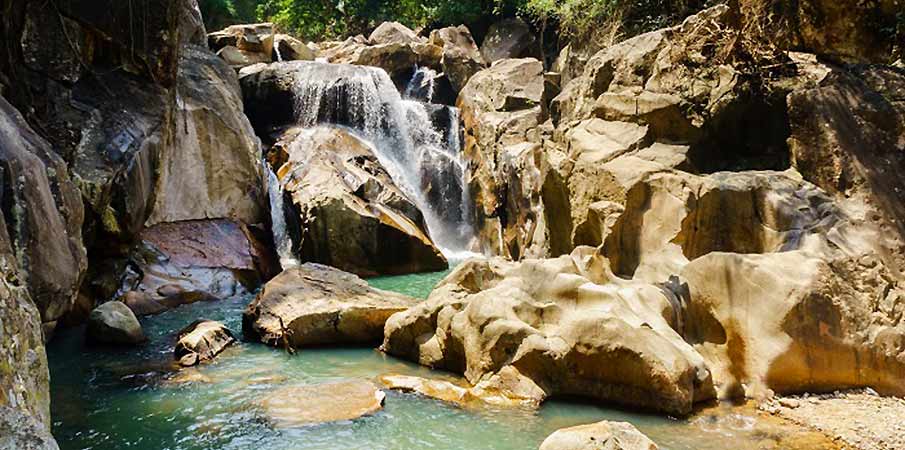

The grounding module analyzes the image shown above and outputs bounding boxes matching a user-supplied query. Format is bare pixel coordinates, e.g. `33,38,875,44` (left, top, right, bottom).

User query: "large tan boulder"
273,34,315,61
369,22,423,45
382,248,716,415
0,97,87,328
591,167,905,400
148,45,266,226
243,264,418,349
457,58,557,258
430,26,486,93
268,126,447,276
539,421,658,450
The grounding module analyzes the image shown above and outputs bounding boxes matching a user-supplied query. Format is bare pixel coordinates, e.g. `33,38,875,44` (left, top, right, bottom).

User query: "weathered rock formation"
149,46,267,226
383,248,716,415
539,421,658,450
0,98,87,330
244,263,418,348
267,126,447,276
430,26,487,94
0,406,60,450
457,57,564,258
174,320,236,366
0,0,270,321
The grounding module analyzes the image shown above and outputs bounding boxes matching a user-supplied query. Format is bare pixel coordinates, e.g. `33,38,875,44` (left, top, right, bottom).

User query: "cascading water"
403,66,438,102
265,160,299,269
285,61,474,257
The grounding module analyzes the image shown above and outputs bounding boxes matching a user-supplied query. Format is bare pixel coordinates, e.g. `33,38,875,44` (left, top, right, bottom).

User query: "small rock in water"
87,302,146,345
257,380,385,427
174,320,236,366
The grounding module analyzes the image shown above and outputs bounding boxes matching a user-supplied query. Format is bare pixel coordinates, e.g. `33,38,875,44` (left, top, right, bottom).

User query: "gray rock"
87,302,146,345
0,407,60,450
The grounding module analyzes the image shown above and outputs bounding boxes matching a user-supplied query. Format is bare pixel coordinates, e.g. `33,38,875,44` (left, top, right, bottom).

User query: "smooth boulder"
539,421,658,450
174,320,236,366
87,302,146,345
244,264,419,349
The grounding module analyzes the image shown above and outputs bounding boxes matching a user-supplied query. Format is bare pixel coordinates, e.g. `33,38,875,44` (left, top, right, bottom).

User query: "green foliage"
198,0,704,44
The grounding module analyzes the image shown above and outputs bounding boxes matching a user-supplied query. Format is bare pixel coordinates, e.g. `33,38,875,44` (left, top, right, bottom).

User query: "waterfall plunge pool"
48,269,836,450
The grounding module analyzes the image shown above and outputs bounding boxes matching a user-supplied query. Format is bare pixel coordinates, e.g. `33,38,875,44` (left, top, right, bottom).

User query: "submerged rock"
258,380,385,427
174,320,236,366
243,264,418,349
382,248,716,415
87,302,146,346
539,421,658,450
268,126,447,276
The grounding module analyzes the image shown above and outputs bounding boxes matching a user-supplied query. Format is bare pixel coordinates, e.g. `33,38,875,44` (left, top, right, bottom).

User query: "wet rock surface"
257,380,386,427
244,263,418,348
174,320,236,366
267,126,448,276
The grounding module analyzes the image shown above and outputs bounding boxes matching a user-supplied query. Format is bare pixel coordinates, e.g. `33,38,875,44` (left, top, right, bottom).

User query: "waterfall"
285,61,474,256
404,66,438,102
265,160,299,269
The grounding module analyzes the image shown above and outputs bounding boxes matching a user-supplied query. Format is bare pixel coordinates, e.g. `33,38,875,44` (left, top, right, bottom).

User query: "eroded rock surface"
0,97,86,328
244,264,418,348
382,248,716,415
268,126,447,276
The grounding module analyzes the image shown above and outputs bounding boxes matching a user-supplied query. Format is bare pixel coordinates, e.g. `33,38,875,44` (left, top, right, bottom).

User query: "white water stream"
268,61,475,259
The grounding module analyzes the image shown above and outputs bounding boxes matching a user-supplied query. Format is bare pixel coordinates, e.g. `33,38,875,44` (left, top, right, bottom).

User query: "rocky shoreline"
1,1,903,449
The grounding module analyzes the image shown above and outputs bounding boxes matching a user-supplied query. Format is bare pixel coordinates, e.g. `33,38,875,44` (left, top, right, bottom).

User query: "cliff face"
0,2,267,443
